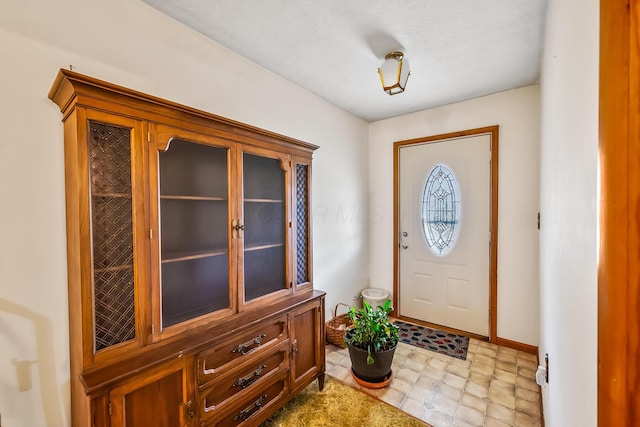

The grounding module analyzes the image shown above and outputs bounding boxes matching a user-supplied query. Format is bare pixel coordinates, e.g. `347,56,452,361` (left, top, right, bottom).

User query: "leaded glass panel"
88,121,136,351
421,164,461,257
296,164,309,284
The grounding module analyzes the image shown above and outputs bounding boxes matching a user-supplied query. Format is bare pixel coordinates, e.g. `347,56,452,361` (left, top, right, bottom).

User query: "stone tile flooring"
325,339,542,427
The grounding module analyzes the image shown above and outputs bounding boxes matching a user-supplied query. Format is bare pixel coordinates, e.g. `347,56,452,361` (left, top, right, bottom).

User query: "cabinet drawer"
199,340,289,421
202,373,288,427
197,314,287,384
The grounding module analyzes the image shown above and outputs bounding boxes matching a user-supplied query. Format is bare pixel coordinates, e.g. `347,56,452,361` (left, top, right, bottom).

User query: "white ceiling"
142,0,548,122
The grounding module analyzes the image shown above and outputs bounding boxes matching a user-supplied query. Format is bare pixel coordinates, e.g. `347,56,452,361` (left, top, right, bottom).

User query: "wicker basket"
326,303,353,348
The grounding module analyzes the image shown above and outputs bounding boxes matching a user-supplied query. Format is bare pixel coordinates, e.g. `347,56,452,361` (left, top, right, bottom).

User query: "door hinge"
149,228,153,239
147,130,151,143
537,212,541,230
108,401,112,416
180,401,194,420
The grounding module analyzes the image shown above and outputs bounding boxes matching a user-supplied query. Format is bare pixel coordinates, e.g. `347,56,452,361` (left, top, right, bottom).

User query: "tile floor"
325,339,542,427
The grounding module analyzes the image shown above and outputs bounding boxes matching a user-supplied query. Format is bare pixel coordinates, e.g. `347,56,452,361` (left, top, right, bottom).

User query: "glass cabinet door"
241,152,288,302
158,139,231,328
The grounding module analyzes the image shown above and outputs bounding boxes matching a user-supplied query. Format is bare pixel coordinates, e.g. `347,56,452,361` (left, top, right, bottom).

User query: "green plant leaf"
344,299,399,354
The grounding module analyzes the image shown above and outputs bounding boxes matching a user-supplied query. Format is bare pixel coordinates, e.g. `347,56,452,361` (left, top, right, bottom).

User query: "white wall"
0,0,368,425
538,0,599,425
369,86,541,346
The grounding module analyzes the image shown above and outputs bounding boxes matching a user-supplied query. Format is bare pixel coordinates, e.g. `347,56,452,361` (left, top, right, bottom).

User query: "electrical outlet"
535,366,547,387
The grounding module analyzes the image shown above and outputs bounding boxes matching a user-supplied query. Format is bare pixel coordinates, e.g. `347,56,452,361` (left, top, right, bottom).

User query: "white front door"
398,133,491,336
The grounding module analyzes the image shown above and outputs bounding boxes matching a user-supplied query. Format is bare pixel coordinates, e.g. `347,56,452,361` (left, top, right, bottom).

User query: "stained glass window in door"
421,164,461,256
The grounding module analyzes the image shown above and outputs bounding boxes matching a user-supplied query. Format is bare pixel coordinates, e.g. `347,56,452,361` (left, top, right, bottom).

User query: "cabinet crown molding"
48,68,319,153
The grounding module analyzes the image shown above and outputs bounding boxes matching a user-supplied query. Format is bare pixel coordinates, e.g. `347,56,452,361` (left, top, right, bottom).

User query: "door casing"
598,0,640,423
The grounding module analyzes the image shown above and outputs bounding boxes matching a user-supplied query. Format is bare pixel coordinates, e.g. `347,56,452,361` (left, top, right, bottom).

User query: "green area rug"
260,376,428,427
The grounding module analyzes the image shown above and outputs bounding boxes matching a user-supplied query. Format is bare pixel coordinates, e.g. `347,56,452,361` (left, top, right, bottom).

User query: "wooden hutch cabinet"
49,69,324,427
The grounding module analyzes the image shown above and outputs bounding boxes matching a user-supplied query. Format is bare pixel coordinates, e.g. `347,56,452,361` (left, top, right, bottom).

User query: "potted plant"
344,299,399,386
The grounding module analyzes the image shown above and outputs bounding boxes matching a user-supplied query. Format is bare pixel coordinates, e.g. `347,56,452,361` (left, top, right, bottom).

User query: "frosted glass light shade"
377,52,410,95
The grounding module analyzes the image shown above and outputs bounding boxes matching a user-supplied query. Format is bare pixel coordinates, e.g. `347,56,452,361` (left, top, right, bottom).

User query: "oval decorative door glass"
421,164,461,256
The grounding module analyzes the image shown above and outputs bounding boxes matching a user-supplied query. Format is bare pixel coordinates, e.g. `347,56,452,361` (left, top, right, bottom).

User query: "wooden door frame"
392,126,499,342
599,0,640,425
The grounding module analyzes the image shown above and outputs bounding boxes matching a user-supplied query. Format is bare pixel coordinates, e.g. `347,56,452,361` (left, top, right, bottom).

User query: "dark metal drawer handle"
234,394,267,421
202,333,268,376
232,334,267,355
233,365,267,389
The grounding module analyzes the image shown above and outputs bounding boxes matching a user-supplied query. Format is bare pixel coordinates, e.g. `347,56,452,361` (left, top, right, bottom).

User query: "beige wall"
368,86,541,346
539,0,599,425
0,1,369,425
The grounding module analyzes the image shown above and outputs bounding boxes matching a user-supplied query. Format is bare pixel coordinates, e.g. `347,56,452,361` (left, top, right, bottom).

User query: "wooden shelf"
244,243,285,252
161,195,226,201
244,198,284,203
93,193,131,198
94,264,133,274
162,303,225,328
162,249,228,263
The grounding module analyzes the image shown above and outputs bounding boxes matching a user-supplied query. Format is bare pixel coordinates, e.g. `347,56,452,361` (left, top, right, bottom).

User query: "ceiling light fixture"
378,51,410,95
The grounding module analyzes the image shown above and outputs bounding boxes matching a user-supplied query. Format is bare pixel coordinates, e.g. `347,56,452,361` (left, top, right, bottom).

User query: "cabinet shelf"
244,198,284,203
94,264,133,274
162,303,221,327
244,243,285,252
161,195,226,201
93,193,131,199
162,249,228,263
